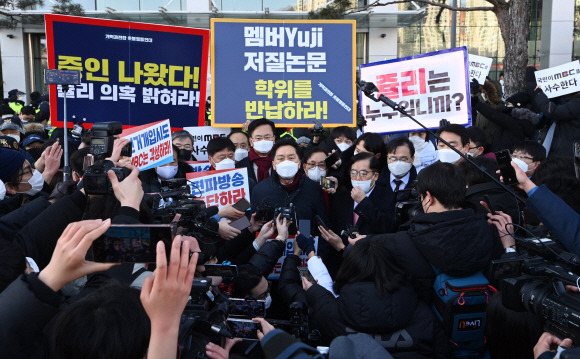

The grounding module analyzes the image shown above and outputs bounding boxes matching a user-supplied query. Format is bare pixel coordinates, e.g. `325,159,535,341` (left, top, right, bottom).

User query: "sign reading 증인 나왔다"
45,14,209,129
210,19,357,128
359,47,472,134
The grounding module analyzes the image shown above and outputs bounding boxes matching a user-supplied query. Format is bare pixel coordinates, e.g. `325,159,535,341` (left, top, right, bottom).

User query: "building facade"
0,0,576,101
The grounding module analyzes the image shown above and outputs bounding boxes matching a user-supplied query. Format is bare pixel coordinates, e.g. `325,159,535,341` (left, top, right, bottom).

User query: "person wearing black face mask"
22,132,48,162
171,130,197,161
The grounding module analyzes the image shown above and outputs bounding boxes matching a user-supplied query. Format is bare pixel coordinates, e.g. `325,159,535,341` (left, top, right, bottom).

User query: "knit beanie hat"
0,148,25,182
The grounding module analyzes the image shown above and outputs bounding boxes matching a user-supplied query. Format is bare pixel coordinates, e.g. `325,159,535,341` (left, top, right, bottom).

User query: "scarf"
281,171,301,193
249,147,272,182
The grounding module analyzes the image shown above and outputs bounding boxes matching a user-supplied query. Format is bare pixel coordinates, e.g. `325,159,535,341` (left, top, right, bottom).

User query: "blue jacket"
527,185,580,255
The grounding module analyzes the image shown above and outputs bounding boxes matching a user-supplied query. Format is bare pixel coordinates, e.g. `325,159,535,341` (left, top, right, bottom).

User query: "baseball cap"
22,133,46,147
0,136,19,151
0,117,24,134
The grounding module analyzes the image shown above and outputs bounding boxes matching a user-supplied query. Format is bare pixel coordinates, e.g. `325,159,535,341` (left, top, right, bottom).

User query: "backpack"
432,269,493,358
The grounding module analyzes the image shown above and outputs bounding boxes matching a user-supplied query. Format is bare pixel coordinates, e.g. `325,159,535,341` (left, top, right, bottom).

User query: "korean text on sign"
186,168,250,209
535,60,580,99
120,119,174,171
359,47,471,134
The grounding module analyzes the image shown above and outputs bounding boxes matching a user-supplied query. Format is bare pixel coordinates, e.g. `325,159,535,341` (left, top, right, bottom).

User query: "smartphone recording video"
92,224,173,263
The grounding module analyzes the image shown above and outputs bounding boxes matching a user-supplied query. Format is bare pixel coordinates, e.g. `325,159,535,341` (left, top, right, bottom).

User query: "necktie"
394,179,403,192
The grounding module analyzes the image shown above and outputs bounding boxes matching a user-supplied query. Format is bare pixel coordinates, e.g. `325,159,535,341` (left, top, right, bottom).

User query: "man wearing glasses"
236,118,276,183
511,140,546,178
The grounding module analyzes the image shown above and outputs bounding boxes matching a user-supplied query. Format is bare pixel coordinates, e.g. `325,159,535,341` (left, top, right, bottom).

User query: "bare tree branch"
345,0,495,15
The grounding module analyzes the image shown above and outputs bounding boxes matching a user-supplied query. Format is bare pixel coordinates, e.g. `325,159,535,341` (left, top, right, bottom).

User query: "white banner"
468,54,492,84
359,47,471,134
121,119,173,171
535,61,580,99
183,126,231,161
186,168,250,209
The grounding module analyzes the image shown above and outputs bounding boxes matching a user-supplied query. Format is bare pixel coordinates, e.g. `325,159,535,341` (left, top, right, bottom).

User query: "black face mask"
177,148,193,161
27,147,44,161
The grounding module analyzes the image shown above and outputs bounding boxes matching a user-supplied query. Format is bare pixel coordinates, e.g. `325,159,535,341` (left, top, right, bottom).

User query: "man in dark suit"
235,118,276,184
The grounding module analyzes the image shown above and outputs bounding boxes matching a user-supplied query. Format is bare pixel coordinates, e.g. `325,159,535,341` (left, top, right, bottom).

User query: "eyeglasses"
253,135,274,141
306,161,326,170
387,156,410,162
512,154,534,161
350,169,374,178
255,280,272,300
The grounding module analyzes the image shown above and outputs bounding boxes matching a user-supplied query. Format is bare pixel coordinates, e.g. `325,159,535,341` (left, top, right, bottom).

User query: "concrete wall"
368,27,398,63
0,25,28,100
540,0,575,69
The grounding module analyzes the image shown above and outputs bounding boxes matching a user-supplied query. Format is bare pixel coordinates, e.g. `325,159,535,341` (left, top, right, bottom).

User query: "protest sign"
468,54,492,84
186,168,250,209
187,161,211,172
268,237,319,280
359,47,471,134
183,126,231,161
45,14,209,129
120,119,174,171
211,19,356,128
535,60,580,99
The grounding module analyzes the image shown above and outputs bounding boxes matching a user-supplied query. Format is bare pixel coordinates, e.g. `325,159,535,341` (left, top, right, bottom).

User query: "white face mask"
25,257,39,273
234,148,249,162
0,180,5,200
512,157,528,173
6,134,20,143
351,179,373,194
409,136,428,152
156,165,178,180
307,166,326,182
215,158,235,170
275,160,299,179
438,148,461,164
336,142,351,152
466,152,474,157
18,169,44,196
264,293,272,309
388,161,412,178
253,140,274,154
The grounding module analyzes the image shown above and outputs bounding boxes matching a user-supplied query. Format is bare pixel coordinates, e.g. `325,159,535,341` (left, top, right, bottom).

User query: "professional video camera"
490,236,580,344
269,301,321,347
311,119,324,137
394,180,421,227
83,121,132,195
179,278,233,359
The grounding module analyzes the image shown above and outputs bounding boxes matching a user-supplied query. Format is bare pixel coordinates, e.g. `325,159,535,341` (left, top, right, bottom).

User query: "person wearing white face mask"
0,149,48,203
251,139,329,239
0,117,25,144
383,137,416,191
436,124,471,166
318,152,395,243
330,126,356,153
228,130,251,162
236,119,276,184
139,145,192,193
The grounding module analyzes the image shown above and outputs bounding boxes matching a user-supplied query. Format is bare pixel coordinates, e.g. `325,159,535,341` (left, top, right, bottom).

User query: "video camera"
394,180,421,227
83,121,132,195
491,236,580,343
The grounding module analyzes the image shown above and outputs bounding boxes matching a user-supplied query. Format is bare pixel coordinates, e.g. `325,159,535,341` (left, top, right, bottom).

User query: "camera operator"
302,237,434,356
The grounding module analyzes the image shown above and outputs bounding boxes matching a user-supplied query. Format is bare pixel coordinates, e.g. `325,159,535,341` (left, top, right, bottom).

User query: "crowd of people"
0,65,579,359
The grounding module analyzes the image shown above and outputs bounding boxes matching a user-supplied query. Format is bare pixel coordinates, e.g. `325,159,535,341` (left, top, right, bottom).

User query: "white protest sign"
183,126,231,161
121,119,173,171
468,54,492,84
186,167,250,209
268,237,319,280
186,161,211,172
535,61,580,99
359,47,471,134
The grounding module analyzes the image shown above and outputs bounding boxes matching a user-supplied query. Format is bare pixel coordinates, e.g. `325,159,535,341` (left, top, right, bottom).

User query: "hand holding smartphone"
495,150,518,185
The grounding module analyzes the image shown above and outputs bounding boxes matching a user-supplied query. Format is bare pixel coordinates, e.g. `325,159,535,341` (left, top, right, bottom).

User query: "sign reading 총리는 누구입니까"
359,47,472,134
